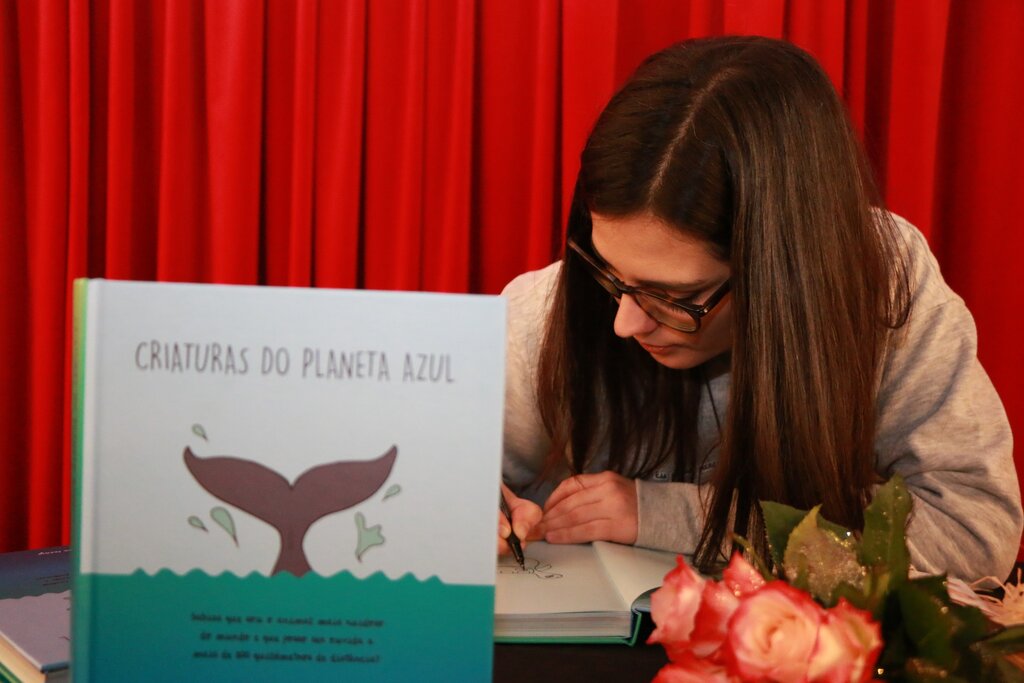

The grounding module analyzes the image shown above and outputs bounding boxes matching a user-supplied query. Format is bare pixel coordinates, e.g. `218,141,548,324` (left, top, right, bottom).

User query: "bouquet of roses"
647,477,1024,682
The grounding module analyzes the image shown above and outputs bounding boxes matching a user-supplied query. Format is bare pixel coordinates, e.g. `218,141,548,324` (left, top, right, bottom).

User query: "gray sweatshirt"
501,213,1022,581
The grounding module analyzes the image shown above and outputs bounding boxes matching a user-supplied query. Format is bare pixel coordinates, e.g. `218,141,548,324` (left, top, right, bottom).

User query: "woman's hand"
498,483,543,556
541,471,638,545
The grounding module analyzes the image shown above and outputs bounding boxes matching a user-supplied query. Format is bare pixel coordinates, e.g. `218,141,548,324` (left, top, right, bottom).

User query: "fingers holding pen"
498,483,543,556
498,473,638,553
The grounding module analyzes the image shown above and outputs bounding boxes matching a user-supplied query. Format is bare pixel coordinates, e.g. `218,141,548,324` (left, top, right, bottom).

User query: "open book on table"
494,541,679,644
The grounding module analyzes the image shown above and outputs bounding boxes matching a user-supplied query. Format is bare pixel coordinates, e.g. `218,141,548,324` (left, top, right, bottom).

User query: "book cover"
0,546,71,683
71,279,506,682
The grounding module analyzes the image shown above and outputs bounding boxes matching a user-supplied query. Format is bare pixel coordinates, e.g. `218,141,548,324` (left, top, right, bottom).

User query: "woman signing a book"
497,36,1022,580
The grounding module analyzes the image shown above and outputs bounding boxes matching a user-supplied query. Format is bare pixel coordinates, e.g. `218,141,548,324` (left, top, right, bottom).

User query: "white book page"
494,542,626,616
592,541,679,609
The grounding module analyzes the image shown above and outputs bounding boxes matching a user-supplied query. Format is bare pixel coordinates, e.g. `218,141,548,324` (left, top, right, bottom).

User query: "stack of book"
0,546,70,683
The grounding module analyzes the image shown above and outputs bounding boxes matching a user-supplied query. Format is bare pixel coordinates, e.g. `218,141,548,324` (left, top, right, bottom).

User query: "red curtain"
2,0,1022,554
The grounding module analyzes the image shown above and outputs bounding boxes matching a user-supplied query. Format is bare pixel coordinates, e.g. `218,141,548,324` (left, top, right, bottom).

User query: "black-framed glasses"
567,236,731,333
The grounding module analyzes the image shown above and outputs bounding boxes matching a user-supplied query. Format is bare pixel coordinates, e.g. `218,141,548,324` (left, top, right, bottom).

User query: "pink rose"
687,553,766,657
807,599,882,683
648,556,707,658
721,581,824,682
648,553,767,661
689,579,741,657
722,551,767,597
652,654,737,683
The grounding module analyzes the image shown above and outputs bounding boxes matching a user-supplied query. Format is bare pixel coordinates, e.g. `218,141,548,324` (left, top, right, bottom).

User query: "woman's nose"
613,294,659,338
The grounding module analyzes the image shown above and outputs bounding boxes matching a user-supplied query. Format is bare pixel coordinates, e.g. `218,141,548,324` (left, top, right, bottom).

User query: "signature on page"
497,557,563,579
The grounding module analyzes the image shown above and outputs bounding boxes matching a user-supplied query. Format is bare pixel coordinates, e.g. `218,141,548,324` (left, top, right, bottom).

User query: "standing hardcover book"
71,279,506,682
0,546,70,683
494,541,677,644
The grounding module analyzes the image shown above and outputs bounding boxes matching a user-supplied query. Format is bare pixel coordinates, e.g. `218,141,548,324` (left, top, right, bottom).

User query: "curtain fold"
878,0,950,240
158,0,206,282
18,1,71,549
1,0,30,549
2,0,1021,555
476,0,562,294
561,0,618,232
203,2,264,285
312,0,364,289
422,0,474,292
364,0,426,291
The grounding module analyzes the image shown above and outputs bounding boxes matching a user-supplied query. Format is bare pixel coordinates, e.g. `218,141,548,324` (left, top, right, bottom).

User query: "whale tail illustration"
184,446,398,575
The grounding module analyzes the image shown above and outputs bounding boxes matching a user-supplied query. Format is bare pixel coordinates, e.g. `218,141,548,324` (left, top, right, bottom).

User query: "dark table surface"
493,643,669,682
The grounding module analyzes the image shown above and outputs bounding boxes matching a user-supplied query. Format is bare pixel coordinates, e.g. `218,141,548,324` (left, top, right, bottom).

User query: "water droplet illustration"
192,424,208,441
210,506,238,546
355,512,385,561
188,515,208,532
383,484,401,501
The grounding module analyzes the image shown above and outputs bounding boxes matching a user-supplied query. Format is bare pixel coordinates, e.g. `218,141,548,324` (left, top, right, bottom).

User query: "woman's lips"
638,341,677,355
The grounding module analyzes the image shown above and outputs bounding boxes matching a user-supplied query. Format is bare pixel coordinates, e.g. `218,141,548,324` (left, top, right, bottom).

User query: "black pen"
499,491,526,570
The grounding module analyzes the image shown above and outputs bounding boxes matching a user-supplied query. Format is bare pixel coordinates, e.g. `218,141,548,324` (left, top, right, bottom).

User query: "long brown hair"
536,36,911,571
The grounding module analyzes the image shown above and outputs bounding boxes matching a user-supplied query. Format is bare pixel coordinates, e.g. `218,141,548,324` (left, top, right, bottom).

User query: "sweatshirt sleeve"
501,264,559,503
874,220,1022,581
635,480,710,553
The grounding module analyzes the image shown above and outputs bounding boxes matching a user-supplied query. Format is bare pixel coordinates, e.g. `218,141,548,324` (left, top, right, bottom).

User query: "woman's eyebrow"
591,243,713,292
634,275,711,292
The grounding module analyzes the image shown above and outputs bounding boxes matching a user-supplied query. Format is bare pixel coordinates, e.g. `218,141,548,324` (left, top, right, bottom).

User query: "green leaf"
948,602,991,650
876,605,910,676
962,638,1024,679
898,581,958,670
833,578,874,611
860,475,912,583
964,641,1024,683
980,625,1024,654
859,565,897,618
992,658,1024,683
904,657,967,682
761,500,811,568
817,512,860,540
910,574,950,600
782,507,866,605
